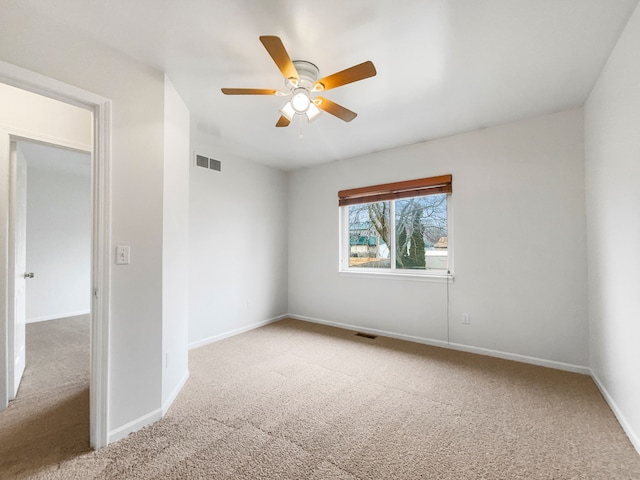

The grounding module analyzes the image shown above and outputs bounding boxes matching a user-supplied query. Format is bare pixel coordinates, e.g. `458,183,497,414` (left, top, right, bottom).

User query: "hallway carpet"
2,317,639,479
0,315,91,478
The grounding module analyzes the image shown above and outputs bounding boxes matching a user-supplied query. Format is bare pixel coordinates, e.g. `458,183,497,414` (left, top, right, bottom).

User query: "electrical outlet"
462,313,471,325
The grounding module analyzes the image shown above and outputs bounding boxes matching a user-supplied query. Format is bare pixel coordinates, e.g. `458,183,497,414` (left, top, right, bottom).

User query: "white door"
7,141,27,400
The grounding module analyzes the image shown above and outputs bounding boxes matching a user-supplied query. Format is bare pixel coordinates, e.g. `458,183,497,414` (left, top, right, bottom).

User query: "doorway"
16,140,92,431
18,141,92,326
0,61,112,449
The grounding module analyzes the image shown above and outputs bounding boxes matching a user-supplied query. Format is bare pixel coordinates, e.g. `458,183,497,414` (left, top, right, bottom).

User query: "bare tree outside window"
347,194,448,271
395,195,447,269
348,201,390,268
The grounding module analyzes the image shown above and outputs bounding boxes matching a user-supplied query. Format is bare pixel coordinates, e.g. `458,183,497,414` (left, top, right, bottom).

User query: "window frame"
338,176,453,281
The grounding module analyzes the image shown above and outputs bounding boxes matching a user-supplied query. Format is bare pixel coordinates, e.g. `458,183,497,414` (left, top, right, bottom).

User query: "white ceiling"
15,0,640,170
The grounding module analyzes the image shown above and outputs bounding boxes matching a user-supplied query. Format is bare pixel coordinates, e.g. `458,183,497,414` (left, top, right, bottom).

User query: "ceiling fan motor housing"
290,60,319,90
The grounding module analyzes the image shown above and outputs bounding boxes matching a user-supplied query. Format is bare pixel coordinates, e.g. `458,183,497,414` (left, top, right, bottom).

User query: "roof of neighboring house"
350,222,374,231
350,235,377,246
434,236,448,248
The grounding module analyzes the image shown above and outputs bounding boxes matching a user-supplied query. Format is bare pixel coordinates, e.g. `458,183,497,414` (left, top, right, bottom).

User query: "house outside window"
339,175,452,276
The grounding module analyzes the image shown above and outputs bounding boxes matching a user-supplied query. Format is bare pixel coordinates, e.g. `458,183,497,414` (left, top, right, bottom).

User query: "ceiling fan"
221,36,377,127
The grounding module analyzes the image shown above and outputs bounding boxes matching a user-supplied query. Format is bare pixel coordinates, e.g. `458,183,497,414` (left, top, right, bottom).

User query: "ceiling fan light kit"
221,36,377,128
291,88,311,113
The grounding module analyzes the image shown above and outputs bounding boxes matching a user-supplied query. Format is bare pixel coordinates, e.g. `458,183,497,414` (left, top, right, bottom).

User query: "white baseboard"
162,370,190,415
188,314,288,350
108,408,163,445
590,371,640,455
108,315,287,445
26,310,90,324
288,314,590,375
447,342,590,374
290,314,451,349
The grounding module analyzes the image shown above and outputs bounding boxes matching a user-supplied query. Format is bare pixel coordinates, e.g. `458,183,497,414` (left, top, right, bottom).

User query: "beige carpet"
2,317,640,479
0,315,91,479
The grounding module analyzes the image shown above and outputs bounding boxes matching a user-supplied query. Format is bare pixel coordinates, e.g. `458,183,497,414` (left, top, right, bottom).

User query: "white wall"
188,127,289,347
584,3,640,452
0,83,92,322
23,144,91,322
0,8,165,436
0,82,92,149
289,109,588,369
162,76,190,411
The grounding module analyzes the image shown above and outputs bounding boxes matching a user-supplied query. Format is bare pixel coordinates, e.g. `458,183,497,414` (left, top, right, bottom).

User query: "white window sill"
338,269,454,283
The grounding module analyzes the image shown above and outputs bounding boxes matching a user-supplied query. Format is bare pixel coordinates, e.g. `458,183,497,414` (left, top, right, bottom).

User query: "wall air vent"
195,154,221,172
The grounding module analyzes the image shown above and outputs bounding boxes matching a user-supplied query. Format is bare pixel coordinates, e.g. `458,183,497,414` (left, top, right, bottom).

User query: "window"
339,175,451,275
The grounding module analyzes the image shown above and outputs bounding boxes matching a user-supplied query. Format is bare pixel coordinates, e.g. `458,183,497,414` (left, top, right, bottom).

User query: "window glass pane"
348,201,391,268
395,194,448,270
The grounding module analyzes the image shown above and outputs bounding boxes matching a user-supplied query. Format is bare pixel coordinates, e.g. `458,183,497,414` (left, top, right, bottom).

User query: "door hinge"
93,288,98,299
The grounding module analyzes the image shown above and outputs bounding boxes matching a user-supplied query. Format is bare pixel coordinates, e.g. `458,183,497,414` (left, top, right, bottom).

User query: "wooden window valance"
338,174,452,206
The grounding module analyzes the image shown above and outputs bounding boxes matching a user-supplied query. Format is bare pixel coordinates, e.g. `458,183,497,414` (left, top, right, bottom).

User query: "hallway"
0,315,90,478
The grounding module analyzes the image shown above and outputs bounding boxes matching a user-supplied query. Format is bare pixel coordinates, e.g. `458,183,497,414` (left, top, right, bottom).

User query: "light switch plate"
116,245,130,265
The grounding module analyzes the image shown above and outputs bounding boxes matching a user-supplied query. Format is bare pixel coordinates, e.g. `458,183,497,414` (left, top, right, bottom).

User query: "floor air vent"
355,332,378,340
195,154,221,172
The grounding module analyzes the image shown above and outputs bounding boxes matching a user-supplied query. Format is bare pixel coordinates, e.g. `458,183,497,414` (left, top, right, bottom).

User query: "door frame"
0,59,112,449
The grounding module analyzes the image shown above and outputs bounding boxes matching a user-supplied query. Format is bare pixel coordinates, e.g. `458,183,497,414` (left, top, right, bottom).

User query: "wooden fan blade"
259,36,299,84
221,88,279,95
276,116,291,127
313,61,377,91
314,97,357,122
